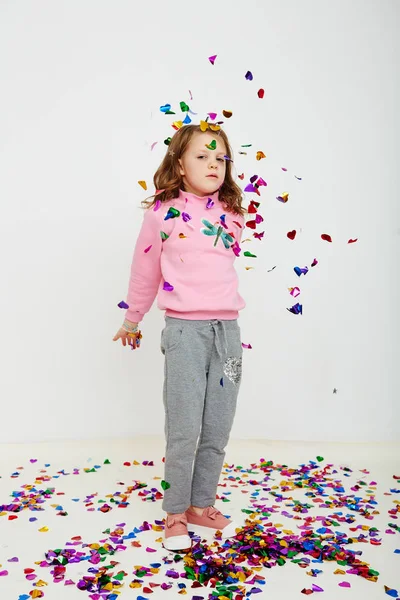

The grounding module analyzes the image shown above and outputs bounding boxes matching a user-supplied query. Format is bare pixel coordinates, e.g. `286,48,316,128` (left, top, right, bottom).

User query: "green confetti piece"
243,251,257,258
161,480,170,490
206,139,217,150
316,456,324,462
180,101,189,112
160,231,169,241
113,571,126,581
104,459,111,464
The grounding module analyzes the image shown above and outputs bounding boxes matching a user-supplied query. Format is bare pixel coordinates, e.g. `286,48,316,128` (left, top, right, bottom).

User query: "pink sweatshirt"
124,188,246,323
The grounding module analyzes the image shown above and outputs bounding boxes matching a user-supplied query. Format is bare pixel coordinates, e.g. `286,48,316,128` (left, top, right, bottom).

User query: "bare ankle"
190,505,205,514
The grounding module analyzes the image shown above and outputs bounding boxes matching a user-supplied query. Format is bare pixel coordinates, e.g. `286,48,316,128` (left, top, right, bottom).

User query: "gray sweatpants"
160,316,243,514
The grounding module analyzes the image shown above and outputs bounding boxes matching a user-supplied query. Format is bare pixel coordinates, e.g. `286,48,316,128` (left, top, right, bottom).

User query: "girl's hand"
113,327,142,350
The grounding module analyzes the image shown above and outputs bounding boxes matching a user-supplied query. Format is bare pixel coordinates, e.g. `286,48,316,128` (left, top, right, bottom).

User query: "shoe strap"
166,514,187,528
204,506,222,520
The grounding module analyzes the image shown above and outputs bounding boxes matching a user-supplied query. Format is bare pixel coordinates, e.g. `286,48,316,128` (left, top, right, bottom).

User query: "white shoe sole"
187,520,240,540
162,534,192,553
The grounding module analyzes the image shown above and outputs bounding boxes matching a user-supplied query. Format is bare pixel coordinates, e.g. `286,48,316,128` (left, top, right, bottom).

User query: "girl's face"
178,131,227,197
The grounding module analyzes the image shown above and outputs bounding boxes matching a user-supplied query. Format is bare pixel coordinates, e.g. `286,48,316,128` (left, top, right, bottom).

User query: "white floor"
0,436,399,600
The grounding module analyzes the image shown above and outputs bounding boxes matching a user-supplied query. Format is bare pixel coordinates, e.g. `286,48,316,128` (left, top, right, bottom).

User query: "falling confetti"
289,287,301,298
276,192,289,203
294,266,309,277
321,233,332,242
163,282,174,292
287,302,303,315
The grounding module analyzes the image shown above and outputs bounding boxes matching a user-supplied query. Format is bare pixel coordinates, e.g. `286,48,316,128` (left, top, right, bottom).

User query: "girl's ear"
178,158,185,176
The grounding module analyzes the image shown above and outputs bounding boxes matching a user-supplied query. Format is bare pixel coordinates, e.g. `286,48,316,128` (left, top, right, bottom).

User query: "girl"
113,123,247,552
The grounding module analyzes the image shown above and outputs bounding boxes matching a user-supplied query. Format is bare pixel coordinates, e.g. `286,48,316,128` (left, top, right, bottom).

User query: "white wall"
0,0,399,444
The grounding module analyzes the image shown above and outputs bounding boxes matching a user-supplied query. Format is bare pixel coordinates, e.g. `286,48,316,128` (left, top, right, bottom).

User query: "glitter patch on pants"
223,356,242,385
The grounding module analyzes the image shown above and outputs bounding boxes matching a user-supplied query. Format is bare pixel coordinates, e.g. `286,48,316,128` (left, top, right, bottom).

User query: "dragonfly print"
200,219,234,249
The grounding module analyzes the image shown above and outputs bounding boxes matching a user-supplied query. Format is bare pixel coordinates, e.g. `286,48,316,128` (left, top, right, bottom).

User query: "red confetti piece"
257,88,264,98
321,233,332,242
348,238,358,243
287,230,296,240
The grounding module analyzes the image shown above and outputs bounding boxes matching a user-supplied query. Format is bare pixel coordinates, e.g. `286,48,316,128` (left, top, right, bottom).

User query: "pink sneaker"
185,506,240,539
162,512,192,553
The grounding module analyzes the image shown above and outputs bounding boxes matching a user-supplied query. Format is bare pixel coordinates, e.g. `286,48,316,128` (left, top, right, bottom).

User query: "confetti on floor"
0,440,399,599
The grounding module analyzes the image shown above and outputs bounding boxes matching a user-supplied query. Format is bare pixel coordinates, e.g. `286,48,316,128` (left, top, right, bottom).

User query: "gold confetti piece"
35,580,48,587
129,581,142,588
138,181,147,190
222,110,233,118
199,120,221,132
38,526,49,532
256,151,266,160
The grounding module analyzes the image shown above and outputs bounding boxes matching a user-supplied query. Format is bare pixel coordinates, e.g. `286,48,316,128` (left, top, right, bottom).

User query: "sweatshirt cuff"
125,309,144,323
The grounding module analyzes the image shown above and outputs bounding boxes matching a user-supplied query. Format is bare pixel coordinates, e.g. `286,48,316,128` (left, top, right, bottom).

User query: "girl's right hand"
113,327,141,349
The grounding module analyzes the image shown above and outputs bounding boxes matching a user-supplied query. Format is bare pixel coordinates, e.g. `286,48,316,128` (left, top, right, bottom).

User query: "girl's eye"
198,156,225,162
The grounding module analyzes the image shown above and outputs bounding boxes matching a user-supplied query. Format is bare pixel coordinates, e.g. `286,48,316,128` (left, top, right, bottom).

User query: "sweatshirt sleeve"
124,207,162,323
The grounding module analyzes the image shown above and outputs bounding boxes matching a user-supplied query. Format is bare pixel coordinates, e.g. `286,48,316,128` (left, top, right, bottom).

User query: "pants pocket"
161,324,185,354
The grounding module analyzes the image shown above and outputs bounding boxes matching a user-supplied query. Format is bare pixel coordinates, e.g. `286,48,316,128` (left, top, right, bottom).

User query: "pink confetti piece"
0,570,8,576
146,547,157,552
339,581,351,587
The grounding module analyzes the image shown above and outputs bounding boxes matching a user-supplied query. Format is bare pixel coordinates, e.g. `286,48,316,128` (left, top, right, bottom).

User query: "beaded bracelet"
122,320,139,334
